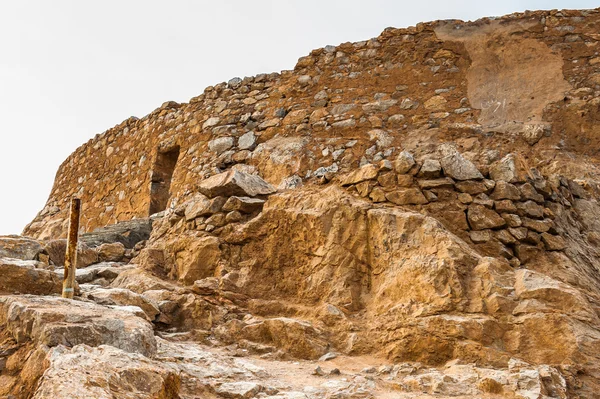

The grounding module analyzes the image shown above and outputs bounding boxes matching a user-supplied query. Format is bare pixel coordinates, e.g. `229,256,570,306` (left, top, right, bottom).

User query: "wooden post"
62,198,81,299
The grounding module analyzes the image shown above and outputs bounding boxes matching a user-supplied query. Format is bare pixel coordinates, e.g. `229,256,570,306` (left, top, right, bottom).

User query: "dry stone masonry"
2,7,600,399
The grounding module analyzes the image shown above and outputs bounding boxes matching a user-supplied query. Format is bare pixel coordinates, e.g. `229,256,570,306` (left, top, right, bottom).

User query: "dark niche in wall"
149,146,180,215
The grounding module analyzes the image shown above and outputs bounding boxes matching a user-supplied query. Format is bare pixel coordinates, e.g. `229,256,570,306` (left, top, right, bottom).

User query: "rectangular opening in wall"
149,146,180,215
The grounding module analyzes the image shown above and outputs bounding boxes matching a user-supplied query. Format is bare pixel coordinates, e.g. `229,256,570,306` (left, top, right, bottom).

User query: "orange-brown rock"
6,6,600,398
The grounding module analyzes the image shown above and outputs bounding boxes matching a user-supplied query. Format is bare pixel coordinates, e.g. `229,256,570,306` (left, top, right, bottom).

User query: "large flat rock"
0,295,157,357
0,257,63,295
198,170,276,198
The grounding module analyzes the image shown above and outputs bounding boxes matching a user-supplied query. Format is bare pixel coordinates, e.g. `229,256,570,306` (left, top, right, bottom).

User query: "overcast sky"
0,0,596,235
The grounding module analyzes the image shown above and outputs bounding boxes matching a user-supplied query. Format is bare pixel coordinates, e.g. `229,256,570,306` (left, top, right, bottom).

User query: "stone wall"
24,7,600,239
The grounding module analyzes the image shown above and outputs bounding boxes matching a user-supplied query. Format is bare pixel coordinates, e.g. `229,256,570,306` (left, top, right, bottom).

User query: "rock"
393,151,416,174
0,295,156,356
489,153,528,183
239,318,328,360
32,345,180,399
467,204,506,230
199,170,276,198
0,258,63,295
97,242,126,262
455,179,495,194
508,227,528,241
362,99,397,113
470,230,492,243
216,382,263,399
503,214,522,228
80,219,152,249
185,195,227,220
0,236,42,260
417,177,454,190
417,159,441,178
110,268,177,294
541,233,566,251
521,218,552,233
340,164,379,186
192,277,220,295
494,200,517,213
490,181,521,200
208,137,235,154
168,236,222,285
496,229,517,245
84,287,160,321
319,352,338,361
226,211,243,223
473,193,494,208
43,239,98,267
258,118,280,130
439,149,484,180
238,131,257,150
424,95,447,110
222,196,265,214
458,193,473,204
521,123,548,145
386,189,428,205
516,200,545,219
519,183,545,203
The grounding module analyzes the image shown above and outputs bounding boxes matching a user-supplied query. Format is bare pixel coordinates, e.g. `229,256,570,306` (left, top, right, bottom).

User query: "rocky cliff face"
3,7,600,399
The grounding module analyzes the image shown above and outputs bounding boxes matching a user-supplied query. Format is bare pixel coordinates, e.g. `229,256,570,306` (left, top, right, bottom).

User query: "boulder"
0,295,157,356
417,159,442,178
184,195,227,220
0,258,63,295
32,345,180,399
222,196,265,214
417,178,455,190
97,242,126,262
43,239,98,267
208,136,235,154
386,189,428,205
340,164,379,186
490,181,521,201
216,382,263,399
440,151,484,180
199,170,276,198
521,218,552,233
489,153,529,183
0,236,42,260
53,262,133,286
541,233,566,251
80,219,152,249
192,277,220,296
110,268,178,294
83,287,160,322
393,151,416,174
455,179,495,195
467,204,506,230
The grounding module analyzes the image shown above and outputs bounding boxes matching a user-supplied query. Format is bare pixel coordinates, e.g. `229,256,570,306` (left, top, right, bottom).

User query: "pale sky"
0,0,596,235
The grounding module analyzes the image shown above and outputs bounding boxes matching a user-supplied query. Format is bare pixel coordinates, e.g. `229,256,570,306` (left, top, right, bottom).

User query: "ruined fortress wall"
24,8,600,238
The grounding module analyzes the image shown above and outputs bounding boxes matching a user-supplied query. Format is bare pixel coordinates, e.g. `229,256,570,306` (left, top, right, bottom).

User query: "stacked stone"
340,148,581,265
161,170,275,235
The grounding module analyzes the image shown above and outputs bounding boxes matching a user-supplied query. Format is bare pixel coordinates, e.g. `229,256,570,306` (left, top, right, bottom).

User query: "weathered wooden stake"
62,198,81,299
